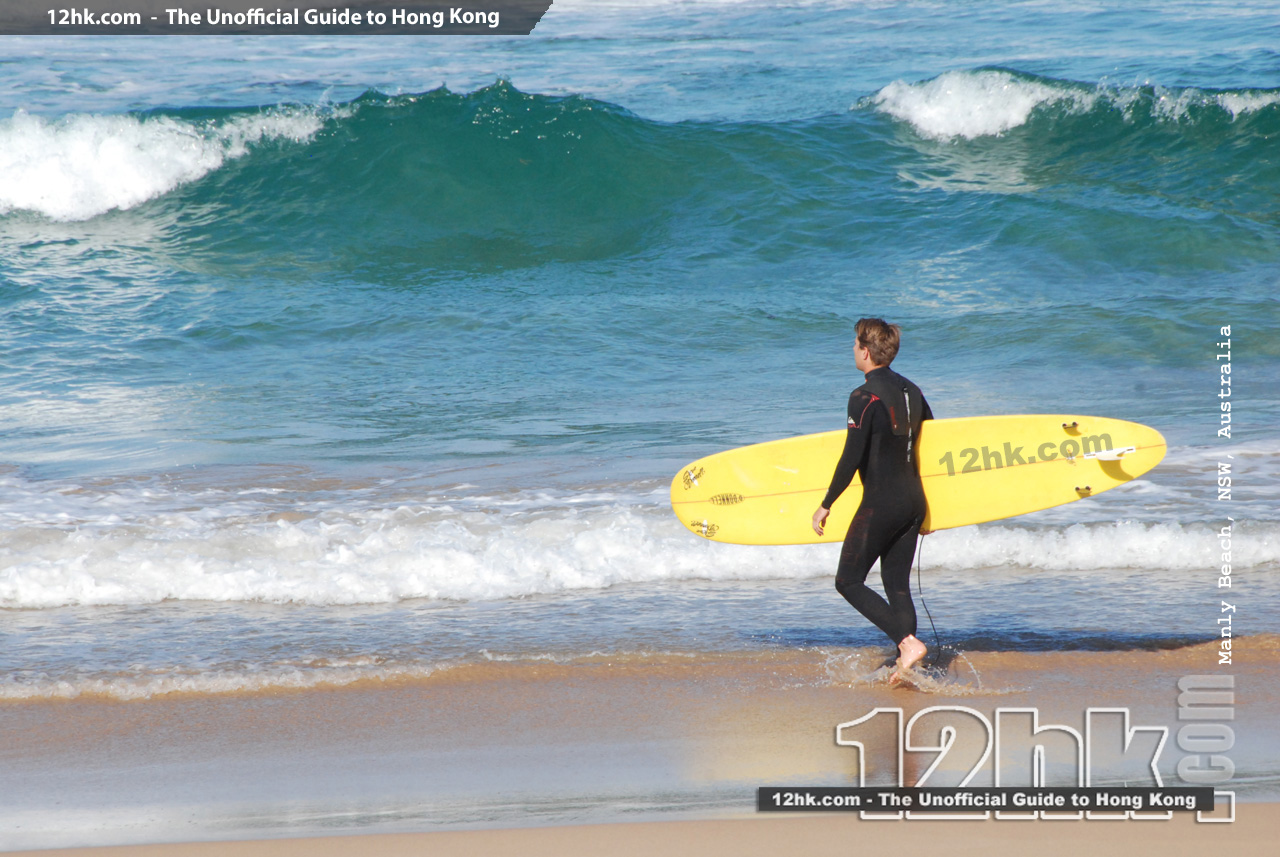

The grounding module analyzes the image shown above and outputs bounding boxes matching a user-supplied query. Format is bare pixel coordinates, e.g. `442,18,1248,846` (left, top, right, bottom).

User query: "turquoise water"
1,0,1278,766
3,0,1279,846
4,75,1277,474
4,5,1280,484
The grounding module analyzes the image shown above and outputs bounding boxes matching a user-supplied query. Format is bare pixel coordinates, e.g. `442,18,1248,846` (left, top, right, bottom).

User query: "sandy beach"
8,806,1276,857
4,639,1273,852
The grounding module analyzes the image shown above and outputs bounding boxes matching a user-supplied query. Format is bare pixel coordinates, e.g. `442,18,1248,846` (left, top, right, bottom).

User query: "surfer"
811,318,933,683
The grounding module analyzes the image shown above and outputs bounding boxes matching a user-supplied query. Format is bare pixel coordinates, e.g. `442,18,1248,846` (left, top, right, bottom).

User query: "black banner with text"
2,1,552,34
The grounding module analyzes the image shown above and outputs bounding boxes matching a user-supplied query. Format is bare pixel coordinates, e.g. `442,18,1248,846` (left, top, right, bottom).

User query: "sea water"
2,0,1279,845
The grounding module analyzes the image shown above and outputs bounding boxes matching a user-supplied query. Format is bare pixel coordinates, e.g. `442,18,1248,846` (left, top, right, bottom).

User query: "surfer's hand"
812,506,830,536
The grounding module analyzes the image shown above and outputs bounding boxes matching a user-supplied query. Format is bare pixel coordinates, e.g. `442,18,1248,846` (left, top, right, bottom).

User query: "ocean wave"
6,74,1279,244
0,468,1275,609
0,106,326,221
867,68,1280,141
870,69,1099,141
0,493,820,608
920,520,1269,572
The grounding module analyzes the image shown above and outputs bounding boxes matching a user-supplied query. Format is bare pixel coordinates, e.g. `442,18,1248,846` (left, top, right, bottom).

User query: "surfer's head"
854,318,901,368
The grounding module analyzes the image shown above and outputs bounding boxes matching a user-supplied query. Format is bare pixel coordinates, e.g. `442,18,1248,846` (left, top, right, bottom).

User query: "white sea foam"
923,521,1239,571
0,660,446,702
0,108,323,221
870,70,1280,141
1151,86,1280,122
0,492,823,608
1216,90,1280,119
871,70,1096,141
0,469,1275,610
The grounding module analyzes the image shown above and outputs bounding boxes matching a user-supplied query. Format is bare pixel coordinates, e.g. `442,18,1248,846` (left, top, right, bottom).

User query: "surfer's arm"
811,505,830,536
812,422,868,536
819,391,874,511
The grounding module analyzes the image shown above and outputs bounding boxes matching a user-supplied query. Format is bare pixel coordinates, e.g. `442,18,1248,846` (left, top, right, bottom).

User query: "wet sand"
5,805,1277,857
2,641,1274,851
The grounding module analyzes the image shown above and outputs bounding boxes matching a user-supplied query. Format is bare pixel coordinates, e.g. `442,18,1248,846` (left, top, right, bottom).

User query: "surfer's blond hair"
855,318,901,367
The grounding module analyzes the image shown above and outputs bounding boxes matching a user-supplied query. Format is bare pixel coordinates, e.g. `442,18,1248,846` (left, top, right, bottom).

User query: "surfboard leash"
915,535,944,668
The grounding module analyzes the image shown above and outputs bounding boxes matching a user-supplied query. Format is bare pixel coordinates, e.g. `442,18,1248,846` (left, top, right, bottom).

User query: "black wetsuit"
822,366,933,645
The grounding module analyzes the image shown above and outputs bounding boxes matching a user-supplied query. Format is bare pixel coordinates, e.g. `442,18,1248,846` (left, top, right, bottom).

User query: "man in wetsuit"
811,318,933,681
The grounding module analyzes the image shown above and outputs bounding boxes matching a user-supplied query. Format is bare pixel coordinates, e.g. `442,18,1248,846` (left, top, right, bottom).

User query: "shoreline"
4,642,1275,851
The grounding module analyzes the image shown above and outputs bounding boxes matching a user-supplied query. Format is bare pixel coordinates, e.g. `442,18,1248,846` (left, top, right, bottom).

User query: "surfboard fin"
1083,446,1137,461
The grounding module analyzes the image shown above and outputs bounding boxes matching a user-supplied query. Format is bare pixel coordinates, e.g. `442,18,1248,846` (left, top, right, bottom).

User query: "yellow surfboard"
670,415,1166,545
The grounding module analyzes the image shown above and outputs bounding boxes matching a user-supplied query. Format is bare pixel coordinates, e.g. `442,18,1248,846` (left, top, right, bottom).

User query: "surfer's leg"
879,517,921,643
880,517,926,678
834,508,904,644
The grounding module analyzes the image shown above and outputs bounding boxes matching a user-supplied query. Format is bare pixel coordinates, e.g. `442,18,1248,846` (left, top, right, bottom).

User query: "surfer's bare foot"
896,634,927,672
887,636,926,686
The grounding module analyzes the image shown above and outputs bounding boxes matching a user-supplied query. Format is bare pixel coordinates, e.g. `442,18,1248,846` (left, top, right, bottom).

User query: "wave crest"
1,468,1276,609
868,68,1280,141
871,69,1097,141
0,107,325,221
